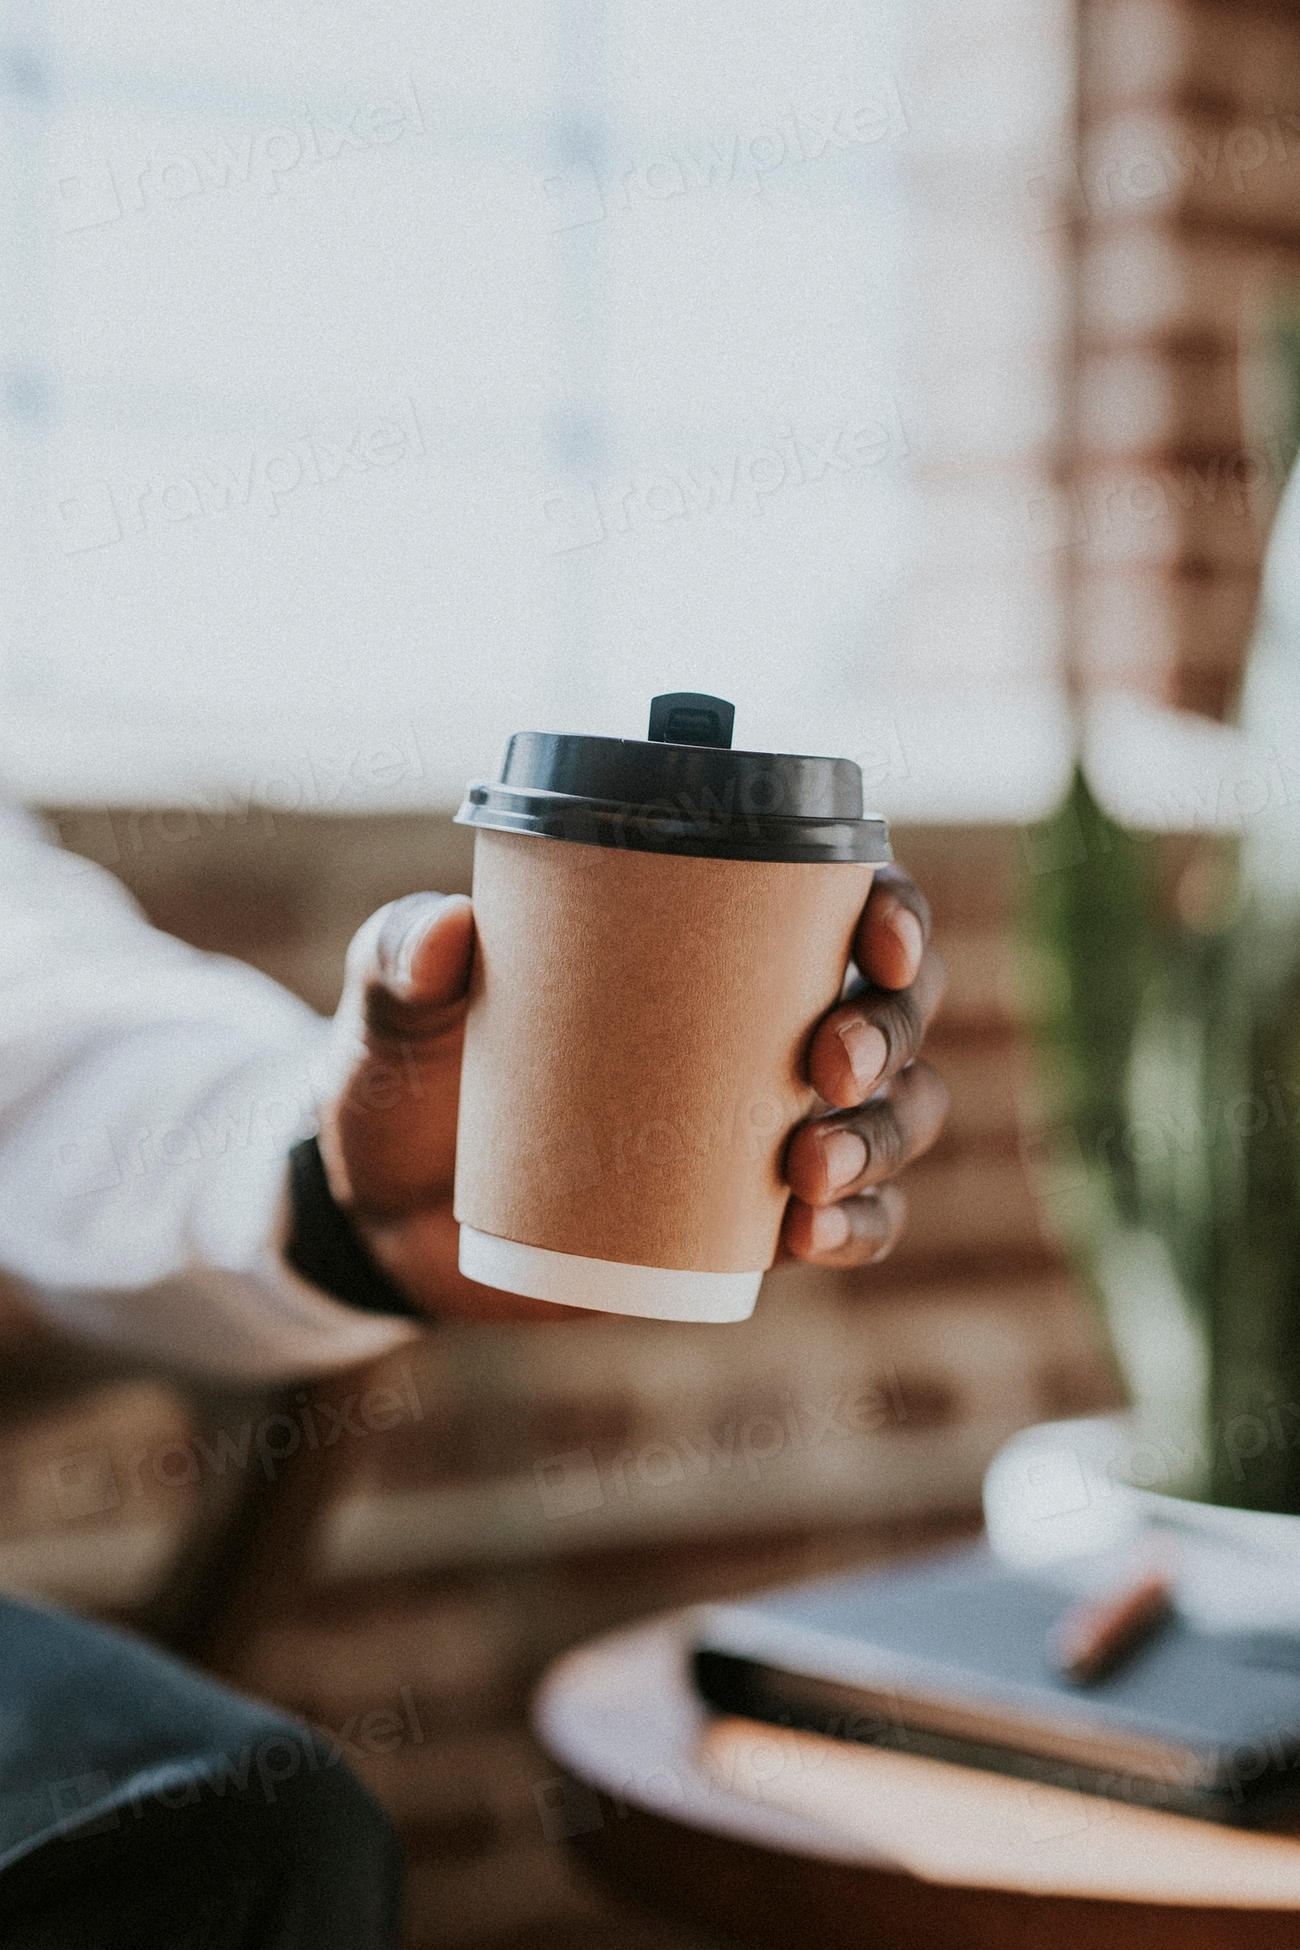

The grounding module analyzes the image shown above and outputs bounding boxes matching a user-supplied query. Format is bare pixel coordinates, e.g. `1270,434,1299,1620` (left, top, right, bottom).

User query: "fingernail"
382,923,430,993
809,1205,851,1253
885,905,924,975
378,896,448,992
837,1018,887,1094
821,1128,867,1192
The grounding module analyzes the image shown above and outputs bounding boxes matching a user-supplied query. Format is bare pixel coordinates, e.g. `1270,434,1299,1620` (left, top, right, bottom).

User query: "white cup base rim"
457,1226,763,1322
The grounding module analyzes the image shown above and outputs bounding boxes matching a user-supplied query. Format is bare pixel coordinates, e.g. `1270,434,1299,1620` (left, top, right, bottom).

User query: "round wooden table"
532,1612,1300,1950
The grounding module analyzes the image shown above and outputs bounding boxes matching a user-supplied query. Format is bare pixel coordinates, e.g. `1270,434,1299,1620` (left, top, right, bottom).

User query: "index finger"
854,864,930,992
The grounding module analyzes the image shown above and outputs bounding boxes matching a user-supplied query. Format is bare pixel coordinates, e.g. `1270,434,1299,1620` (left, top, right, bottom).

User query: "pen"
1047,1565,1176,1685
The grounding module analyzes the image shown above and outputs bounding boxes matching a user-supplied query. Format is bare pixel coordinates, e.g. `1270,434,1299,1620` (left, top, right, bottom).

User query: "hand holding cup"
320,864,946,1322
781,862,948,1268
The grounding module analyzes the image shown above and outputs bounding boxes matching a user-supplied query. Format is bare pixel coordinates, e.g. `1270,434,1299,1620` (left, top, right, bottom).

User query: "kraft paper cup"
453,695,891,1322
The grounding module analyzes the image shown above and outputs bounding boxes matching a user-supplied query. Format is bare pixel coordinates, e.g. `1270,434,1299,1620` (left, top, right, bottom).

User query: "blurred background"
4,0,1300,1943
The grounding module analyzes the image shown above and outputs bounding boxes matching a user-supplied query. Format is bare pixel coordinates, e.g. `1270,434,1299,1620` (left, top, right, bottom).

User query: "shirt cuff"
284,1136,424,1322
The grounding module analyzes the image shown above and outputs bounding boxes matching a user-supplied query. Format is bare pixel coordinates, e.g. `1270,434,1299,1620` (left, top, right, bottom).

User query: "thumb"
323,893,474,1211
330,895,474,1088
339,892,475,1044
372,892,475,1013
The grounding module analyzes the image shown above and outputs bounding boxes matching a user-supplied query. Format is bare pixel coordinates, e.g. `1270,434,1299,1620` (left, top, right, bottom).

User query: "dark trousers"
0,1595,403,1948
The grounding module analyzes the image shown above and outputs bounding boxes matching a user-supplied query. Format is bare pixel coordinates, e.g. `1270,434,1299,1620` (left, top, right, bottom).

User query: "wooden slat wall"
1076,0,1300,717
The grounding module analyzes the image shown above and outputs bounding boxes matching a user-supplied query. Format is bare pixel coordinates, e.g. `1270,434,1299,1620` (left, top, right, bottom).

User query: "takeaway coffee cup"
452,693,891,1323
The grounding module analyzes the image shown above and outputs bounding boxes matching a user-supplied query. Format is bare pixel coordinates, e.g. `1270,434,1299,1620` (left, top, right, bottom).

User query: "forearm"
0,808,420,1378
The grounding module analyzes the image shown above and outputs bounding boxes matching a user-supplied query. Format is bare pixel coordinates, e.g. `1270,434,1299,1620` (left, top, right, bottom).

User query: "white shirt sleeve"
0,798,421,1380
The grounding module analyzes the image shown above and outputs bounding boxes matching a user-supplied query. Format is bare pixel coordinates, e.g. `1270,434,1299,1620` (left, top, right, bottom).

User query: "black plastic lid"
455,693,891,864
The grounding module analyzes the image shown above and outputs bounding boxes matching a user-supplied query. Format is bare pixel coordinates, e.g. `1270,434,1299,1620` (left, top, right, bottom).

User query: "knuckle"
860,1099,908,1178
865,1186,907,1261
901,887,931,942
923,945,948,1007
877,865,930,938
877,988,924,1069
362,981,452,1043
911,1058,950,1129
362,984,403,1040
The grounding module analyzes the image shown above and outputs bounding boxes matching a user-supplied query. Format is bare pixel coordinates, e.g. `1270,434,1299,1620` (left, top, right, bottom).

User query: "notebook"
697,1716,1300,1902
692,1541,1300,1823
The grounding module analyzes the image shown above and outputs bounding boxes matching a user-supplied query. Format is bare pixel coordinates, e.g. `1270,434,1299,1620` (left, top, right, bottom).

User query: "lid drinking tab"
647,692,735,748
